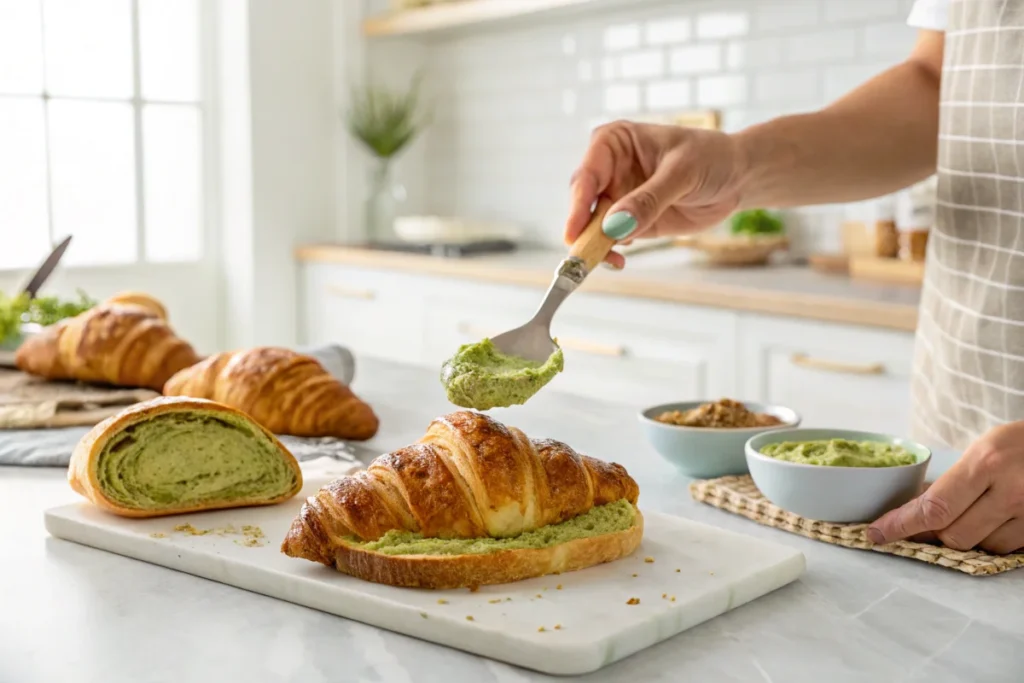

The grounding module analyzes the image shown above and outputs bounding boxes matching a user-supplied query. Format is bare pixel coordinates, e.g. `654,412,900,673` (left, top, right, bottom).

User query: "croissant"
68,396,302,518
282,411,642,588
15,295,200,391
163,347,379,440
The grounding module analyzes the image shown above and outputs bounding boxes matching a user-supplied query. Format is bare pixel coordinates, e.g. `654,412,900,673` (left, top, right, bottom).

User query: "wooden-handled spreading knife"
21,235,72,299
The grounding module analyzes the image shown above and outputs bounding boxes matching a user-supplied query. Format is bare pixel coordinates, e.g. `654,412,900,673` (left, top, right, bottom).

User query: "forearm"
734,59,941,209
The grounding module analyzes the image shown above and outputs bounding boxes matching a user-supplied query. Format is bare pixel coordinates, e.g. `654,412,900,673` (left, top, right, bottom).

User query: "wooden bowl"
678,234,788,266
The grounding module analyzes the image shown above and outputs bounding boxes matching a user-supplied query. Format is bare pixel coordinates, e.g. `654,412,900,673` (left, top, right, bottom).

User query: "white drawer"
426,293,738,409
300,264,427,364
738,314,915,435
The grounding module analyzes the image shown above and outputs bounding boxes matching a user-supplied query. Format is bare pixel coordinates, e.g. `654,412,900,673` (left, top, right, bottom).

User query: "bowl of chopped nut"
639,398,800,478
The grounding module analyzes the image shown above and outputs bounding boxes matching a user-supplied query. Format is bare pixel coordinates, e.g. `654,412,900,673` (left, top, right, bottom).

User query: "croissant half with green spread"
69,397,302,518
281,411,642,589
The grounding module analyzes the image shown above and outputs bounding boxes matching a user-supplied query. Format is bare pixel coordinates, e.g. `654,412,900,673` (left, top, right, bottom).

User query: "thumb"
601,163,686,241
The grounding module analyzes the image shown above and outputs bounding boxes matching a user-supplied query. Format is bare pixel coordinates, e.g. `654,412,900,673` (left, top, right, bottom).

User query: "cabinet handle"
326,284,376,301
791,353,885,375
558,337,626,357
456,323,625,358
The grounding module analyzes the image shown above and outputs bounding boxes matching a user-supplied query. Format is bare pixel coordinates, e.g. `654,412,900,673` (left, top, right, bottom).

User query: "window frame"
0,0,218,272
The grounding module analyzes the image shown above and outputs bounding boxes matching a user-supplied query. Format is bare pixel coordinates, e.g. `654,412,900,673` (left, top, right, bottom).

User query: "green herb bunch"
0,289,96,345
730,209,785,236
346,72,428,159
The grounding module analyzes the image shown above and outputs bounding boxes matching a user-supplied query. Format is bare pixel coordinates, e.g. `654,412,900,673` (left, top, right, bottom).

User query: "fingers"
564,129,620,245
979,518,1024,554
603,251,626,269
867,457,990,544
602,161,685,242
934,489,1008,550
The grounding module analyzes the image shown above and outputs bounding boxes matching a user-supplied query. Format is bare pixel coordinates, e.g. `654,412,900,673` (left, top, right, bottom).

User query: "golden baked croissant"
282,411,642,588
15,294,199,391
163,347,379,440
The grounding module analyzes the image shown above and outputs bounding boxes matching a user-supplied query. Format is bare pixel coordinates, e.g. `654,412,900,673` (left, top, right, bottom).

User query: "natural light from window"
0,0,203,270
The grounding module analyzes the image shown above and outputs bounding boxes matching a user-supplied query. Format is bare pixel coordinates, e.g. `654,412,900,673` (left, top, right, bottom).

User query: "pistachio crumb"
626,597,640,605
488,599,502,604
670,596,676,602
437,599,448,605
675,568,681,573
466,616,474,621
710,571,715,576
644,556,655,563
538,626,546,633
543,587,548,591
631,573,638,578
149,532,166,539
535,594,542,599
554,624,562,630
556,584,563,590
420,612,428,619
505,597,512,602
662,593,667,599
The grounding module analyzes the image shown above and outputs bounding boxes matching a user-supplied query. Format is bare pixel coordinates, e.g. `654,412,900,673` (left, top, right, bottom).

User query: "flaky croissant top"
282,411,639,564
163,347,379,440
15,294,198,391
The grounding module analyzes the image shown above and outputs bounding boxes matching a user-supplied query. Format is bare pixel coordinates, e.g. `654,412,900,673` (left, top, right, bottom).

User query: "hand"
867,421,1024,554
564,120,748,268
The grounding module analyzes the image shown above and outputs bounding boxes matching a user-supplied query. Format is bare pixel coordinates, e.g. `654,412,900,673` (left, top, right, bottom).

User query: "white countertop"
3,359,1021,683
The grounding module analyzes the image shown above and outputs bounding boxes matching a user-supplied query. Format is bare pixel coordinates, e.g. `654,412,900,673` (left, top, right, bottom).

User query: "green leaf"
729,209,785,236
346,70,430,159
0,290,97,345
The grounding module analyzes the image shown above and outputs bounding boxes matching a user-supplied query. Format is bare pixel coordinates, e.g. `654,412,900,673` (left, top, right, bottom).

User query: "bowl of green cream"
745,428,931,523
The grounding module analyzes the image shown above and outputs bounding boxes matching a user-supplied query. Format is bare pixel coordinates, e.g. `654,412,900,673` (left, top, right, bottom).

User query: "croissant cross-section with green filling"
68,397,303,517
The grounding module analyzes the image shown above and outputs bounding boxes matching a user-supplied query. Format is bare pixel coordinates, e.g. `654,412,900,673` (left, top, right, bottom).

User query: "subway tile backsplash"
400,0,920,255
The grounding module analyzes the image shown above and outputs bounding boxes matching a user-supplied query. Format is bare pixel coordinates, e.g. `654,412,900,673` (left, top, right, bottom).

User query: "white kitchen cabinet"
422,283,738,408
300,261,917,435
300,263,427,364
738,314,915,436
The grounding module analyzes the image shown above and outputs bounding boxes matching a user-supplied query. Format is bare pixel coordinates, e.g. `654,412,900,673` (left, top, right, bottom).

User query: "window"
0,0,204,270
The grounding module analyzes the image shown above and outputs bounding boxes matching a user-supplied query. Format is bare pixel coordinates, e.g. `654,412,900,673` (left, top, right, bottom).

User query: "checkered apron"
912,0,1024,449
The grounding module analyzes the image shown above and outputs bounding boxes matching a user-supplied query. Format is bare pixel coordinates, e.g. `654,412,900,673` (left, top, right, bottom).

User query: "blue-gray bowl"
745,428,931,523
639,401,801,479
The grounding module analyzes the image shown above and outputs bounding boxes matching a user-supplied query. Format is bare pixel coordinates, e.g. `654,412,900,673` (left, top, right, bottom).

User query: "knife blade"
21,235,72,299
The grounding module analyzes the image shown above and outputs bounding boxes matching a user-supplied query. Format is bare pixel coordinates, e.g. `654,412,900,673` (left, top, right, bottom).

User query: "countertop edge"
295,246,919,333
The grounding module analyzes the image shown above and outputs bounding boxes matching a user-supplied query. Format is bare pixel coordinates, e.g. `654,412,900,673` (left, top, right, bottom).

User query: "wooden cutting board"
0,369,158,429
45,483,805,676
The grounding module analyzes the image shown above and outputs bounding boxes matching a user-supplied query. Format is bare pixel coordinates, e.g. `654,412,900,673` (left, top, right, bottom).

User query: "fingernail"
602,211,637,240
601,261,623,271
866,528,885,545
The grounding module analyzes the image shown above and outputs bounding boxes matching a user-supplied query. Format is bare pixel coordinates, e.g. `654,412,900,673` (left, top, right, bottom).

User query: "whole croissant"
15,296,199,391
282,411,640,571
163,347,379,440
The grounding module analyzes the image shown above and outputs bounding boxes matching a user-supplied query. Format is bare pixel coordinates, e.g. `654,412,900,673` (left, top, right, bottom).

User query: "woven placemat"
690,475,1024,576
0,368,158,429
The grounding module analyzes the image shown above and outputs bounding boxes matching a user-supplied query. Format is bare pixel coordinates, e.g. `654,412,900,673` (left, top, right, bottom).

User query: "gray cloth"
0,344,360,467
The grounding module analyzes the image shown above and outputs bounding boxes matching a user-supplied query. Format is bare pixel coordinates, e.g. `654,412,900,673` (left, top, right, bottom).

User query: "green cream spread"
760,439,917,468
440,338,564,410
351,499,636,556
97,411,298,510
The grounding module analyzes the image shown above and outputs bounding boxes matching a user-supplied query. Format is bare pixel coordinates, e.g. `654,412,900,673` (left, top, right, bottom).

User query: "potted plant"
345,72,428,242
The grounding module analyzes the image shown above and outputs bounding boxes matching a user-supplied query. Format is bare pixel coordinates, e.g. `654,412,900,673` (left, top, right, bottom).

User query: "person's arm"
736,29,944,208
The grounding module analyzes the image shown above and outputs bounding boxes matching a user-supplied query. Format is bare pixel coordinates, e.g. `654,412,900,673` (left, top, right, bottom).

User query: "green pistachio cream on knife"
760,439,917,468
440,338,564,410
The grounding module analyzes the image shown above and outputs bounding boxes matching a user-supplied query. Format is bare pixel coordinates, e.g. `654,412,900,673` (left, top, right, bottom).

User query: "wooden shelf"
363,0,599,37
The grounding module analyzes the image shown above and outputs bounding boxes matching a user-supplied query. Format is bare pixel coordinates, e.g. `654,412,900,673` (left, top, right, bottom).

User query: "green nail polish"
603,211,637,240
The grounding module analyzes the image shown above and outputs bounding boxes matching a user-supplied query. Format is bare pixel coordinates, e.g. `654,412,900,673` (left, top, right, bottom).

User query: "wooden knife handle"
568,197,616,273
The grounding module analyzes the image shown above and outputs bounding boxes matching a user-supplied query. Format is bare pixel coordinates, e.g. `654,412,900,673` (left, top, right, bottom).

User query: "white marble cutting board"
44,479,805,676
